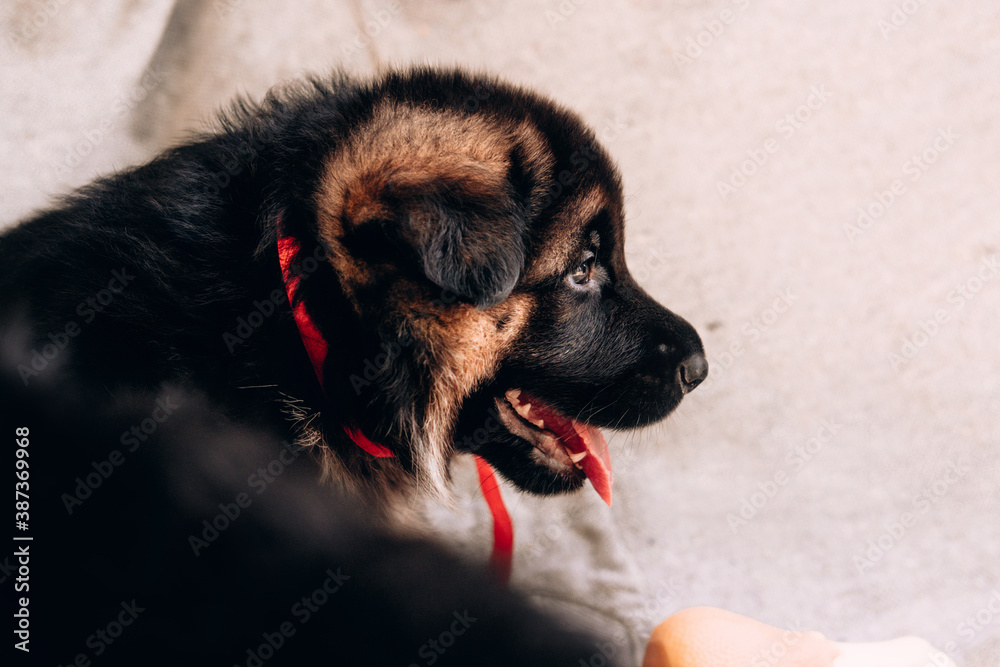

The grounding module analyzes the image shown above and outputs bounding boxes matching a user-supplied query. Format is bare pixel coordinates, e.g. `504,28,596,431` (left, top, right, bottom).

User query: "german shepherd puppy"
2,67,707,665
1,67,706,508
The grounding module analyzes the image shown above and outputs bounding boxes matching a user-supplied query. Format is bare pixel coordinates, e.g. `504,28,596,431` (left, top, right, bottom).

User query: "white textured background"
2,2,998,665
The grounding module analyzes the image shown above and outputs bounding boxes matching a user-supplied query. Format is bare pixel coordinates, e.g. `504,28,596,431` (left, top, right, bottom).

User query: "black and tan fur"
1,67,706,508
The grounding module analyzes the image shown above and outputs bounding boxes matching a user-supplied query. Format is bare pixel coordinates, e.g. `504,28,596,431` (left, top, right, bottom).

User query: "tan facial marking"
313,102,518,310
316,102,510,232
304,98,559,497
524,186,611,284
391,291,534,495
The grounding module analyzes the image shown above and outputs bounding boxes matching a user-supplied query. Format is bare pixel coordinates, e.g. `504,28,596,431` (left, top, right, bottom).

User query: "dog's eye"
568,252,596,287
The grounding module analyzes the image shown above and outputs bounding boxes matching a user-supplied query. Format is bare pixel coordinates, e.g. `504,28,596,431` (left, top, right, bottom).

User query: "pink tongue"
529,403,613,506
569,421,613,507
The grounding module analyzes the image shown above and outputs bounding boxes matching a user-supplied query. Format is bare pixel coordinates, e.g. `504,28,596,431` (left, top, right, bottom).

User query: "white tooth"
506,388,522,403
531,419,545,429
515,403,532,419
568,450,587,463
574,463,584,470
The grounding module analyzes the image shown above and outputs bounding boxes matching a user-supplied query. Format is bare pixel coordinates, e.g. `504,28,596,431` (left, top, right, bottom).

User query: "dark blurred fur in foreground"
1,342,619,667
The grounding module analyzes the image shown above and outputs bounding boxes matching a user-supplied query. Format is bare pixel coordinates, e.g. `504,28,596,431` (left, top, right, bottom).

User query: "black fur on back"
1,355,619,666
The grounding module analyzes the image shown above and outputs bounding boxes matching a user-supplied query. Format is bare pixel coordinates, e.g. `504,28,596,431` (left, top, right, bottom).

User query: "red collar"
276,223,513,582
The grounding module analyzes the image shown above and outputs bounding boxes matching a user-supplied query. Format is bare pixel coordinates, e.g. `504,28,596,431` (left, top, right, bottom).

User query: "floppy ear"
347,164,529,309
404,172,528,308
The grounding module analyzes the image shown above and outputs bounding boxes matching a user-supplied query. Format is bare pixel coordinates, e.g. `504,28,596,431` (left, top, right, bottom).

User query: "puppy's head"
313,69,706,502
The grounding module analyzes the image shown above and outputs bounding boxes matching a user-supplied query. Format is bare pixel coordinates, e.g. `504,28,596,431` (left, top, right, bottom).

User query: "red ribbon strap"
276,220,513,582
475,456,514,583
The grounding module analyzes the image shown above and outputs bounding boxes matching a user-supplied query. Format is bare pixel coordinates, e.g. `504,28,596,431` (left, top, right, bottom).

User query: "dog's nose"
677,353,708,393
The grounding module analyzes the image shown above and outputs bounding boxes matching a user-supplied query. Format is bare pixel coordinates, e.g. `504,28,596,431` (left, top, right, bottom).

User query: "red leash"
277,227,513,582
474,457,513,582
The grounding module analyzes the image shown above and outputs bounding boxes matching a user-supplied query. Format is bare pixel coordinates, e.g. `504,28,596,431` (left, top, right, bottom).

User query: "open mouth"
494,389,613,506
